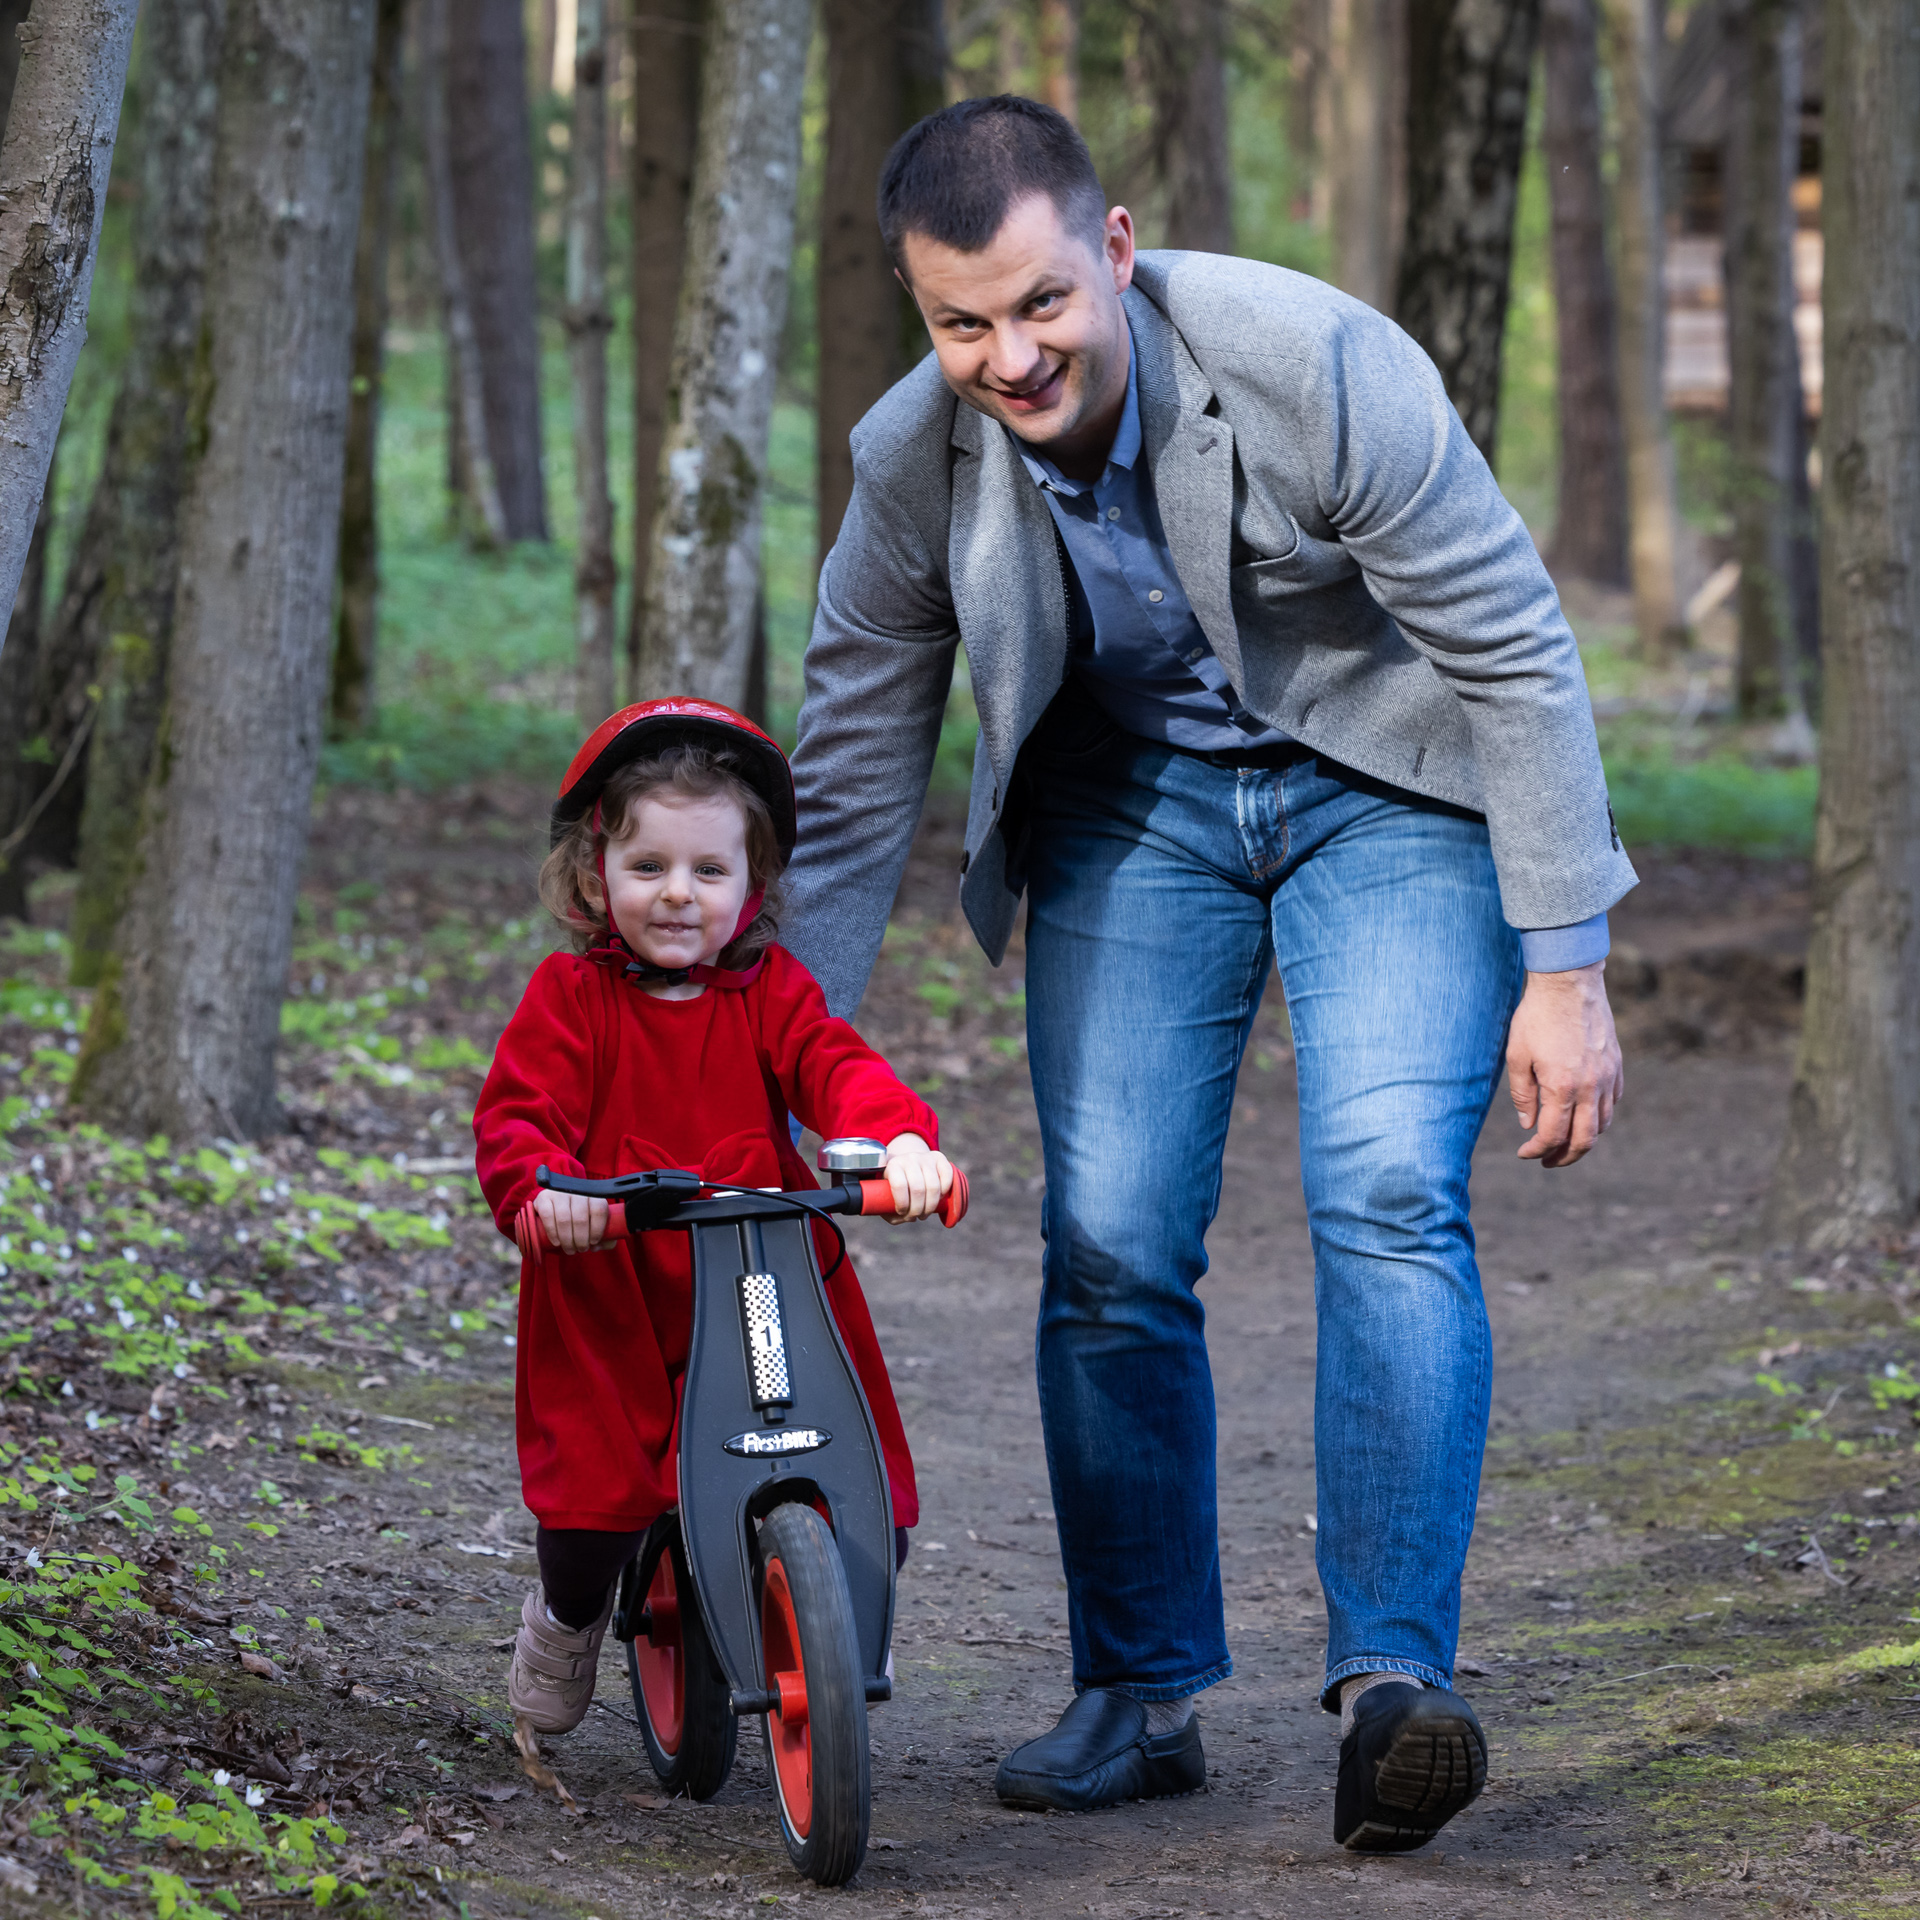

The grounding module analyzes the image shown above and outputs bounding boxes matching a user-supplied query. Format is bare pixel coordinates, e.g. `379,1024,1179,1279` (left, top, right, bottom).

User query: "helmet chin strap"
589,799,768,990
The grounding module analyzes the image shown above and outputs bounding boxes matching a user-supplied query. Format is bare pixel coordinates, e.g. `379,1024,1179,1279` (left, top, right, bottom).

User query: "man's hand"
882,1132,954,1222
1506,961,1623,1168
534,1188,609,1253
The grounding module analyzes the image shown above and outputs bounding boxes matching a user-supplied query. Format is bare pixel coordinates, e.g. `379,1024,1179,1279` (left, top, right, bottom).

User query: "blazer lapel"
948,402,1071,778
1127,289,1245,690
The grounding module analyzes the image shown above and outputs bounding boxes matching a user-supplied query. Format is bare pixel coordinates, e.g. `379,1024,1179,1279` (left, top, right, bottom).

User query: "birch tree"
565,0,617,726
0,0,139,644
635,0,810,708
73,0,377,1141
1769,0,1920,1248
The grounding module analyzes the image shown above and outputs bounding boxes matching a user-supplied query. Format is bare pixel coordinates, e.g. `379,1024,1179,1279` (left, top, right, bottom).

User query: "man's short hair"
878,95,1108,273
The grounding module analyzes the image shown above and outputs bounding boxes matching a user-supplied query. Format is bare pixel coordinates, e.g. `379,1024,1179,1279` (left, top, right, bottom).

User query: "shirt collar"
1016,322,1140,498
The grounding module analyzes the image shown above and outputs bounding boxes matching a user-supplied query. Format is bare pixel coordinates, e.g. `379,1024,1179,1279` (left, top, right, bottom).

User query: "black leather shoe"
995,1689,1206,1812
1334,1682,1487,1851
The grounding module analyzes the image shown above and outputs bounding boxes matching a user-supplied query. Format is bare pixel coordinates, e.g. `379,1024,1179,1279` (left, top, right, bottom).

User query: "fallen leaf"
396,1825,426,1847
357,1374,389,1389
239,1651,287,1683
472,1784,523,1802
623,1790,668,1810
445,1830,476,1846
206,1431,239,1451
515,1716,578,1812
350,1683,384,1703
0,1858,39,1895
1456,1658,1491,1677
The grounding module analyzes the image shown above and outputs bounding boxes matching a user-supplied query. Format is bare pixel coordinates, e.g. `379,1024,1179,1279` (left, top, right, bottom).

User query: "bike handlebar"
525,1163,970,1253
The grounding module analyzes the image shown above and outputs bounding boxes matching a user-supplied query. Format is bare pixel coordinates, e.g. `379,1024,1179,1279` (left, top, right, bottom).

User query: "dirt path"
4,796,1916,1919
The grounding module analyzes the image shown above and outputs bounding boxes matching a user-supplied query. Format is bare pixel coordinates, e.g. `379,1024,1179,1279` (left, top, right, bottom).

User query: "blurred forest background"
4,0,1832,849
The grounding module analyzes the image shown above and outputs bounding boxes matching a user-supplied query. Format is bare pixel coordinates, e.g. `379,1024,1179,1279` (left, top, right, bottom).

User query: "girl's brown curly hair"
538,746,785,964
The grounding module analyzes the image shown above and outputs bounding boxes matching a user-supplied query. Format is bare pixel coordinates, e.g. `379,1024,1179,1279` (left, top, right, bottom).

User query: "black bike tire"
627,1518,737,1800
757,1503,870,1885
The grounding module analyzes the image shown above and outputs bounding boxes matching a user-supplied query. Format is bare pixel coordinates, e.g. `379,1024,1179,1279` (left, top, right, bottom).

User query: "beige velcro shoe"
507,1585,614,1735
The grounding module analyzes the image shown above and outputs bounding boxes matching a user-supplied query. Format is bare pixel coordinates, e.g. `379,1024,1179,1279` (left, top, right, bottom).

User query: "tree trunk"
331,0,408,736
566,0,617,728
1598,0,1685,654
55,0,227,985
73,0,377,1142
1037,0,1080,123
1724,0,1813,723
1145,0,1234,253
446,0,548,542
0,457,55,920
1768,0,1920,1249
626,0,703,686
634,0,809,707
1540,0,1628,585
818,0,945,573
1394,0,1540,466
1327,0,1407,309
1289,0,1330,227
0,0,140,651
421,0,506,547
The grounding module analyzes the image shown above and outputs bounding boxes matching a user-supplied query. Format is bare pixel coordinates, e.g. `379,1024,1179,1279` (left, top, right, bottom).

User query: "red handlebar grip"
939,1167,969,1228
604,1200,627,1241
855,1168,970,1225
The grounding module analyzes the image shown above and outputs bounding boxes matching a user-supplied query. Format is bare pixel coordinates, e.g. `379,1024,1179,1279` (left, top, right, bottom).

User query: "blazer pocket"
1231,525,1356,604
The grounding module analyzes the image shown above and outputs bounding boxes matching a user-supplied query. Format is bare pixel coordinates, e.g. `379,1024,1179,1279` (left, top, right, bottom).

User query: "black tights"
535,1522,914,1631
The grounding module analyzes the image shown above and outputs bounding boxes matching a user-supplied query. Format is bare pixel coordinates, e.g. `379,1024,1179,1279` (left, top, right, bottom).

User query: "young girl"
474,698,952,1739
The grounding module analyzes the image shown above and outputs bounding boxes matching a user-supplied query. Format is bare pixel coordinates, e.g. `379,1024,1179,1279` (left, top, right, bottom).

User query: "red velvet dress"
474,944,935,1534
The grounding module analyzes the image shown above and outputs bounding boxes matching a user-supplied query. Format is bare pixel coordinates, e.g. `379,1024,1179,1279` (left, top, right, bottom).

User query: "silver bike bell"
817,1136,887,1173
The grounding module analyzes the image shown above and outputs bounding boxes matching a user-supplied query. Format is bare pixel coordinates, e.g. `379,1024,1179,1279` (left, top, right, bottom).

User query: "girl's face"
601,791,753,973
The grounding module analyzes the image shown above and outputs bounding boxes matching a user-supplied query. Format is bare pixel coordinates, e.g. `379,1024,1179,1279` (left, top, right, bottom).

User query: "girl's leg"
536,1525,647,1628
512,1525,648,1735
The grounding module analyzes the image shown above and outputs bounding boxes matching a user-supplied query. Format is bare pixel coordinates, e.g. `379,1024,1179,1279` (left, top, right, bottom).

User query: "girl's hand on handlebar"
535,1188,609,1253
881,1134,953,1223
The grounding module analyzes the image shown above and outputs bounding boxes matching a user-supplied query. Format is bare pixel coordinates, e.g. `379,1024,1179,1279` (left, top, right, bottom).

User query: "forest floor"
0,785,1916,1920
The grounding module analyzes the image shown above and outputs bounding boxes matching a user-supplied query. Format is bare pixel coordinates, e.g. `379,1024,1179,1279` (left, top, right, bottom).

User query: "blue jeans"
1020,698,1523,1712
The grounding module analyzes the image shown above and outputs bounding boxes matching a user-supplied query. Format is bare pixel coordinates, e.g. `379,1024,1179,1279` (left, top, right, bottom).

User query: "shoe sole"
995,1774,1204,1813
1341,1706,1486,1853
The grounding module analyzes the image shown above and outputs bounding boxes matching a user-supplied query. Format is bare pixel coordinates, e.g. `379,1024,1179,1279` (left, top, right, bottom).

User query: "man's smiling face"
899,193,1135,476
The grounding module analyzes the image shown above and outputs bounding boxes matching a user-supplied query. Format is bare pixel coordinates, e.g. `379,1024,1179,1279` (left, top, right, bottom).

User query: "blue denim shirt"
1017,330,1608,974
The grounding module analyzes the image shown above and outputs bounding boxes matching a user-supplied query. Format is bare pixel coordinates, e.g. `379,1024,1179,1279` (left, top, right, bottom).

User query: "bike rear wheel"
757,1502,869,1885
624,1516,736,1800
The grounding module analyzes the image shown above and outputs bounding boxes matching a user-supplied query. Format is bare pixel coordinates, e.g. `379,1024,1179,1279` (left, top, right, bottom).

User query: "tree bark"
421,0,506,548
627,0,703,685
1037,0,1080,123
1394,0,1540,466
635,0,809,708
566,0,617,727
818,0,944,574
1598,0,1685,654
1769,0,1920,1249
331,0,407,736
446,0,548,542
1540,0,1628,584
0,456,55,920
53,0,227,984
1144,0,1234,253
1327,0,1407,309
73,0,377,1142
0,0,140,654
1723,0,1813,723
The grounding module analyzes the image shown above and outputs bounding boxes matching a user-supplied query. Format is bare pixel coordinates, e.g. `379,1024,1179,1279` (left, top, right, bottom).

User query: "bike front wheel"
625,1516,736,1800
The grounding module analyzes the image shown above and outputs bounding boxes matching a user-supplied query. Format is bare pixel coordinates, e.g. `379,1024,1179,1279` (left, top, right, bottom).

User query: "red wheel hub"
634,1551,684,1753
760,1557,811,1836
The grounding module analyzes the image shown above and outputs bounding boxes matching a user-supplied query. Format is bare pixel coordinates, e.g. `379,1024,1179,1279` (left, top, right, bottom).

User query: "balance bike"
533,1139,968,1885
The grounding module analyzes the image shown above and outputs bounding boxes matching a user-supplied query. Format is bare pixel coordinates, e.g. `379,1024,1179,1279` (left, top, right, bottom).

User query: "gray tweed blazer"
783,250,1638,1020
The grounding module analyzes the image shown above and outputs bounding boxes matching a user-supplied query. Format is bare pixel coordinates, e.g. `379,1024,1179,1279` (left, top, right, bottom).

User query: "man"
782,97,1632,1852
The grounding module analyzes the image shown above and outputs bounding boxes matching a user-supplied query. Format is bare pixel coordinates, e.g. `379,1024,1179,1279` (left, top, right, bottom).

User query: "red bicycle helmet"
552,697,797,861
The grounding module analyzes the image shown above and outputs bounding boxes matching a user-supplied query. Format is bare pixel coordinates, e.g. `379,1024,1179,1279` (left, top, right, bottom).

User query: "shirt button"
1148,589,1164,603
1106,506,1121,521
1185,651,1203,665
